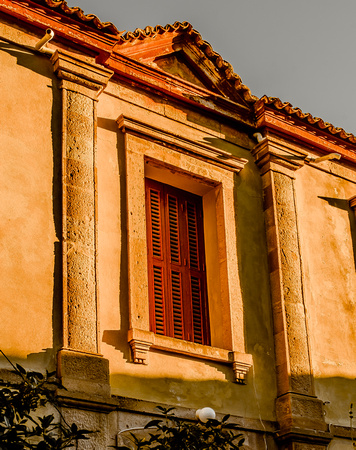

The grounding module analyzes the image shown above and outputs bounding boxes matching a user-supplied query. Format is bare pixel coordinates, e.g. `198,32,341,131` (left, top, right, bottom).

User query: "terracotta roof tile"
23,3,356,146
257,95,356,145
30,0,121,36
119,21,258,104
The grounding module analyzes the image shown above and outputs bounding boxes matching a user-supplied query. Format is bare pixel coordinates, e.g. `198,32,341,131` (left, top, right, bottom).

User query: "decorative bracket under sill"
129,338,152,365
128,329,253,383
232,360,252,384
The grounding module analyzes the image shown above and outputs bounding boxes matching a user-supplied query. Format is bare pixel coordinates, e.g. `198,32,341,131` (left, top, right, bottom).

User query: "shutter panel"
167,193,184,339
145,178,210,345
146,180,166,335
185,198,210,345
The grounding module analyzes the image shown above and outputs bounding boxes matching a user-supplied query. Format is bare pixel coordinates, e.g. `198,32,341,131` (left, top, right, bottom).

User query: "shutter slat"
168,195,180,264
190,276,203,344
149,189,162,259
153,266,165,335
171,271,183,339
187,202,199,269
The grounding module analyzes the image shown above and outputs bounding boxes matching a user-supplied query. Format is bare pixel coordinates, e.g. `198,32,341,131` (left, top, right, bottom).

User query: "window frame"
117,114,253,383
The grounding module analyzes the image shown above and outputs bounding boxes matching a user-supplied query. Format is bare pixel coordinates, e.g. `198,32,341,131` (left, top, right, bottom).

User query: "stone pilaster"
51,50,113,396
252,135,331,449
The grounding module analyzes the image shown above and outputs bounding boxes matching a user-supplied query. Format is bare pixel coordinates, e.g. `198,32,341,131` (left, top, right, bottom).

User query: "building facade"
1,1,355,448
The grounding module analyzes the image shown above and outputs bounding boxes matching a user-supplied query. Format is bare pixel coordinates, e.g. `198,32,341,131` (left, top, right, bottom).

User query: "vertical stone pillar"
252,136,331,449
51,51,113,396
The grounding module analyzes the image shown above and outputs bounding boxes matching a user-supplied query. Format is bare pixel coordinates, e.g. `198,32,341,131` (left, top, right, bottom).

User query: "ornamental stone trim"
51,51,113,355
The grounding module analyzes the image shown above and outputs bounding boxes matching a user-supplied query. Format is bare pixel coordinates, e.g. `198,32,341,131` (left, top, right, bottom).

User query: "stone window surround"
117,114,253,383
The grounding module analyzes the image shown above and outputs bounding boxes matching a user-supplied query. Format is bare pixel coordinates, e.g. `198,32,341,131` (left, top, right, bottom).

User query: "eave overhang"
0,0,118,59
255,97,356,166
0,1,256,128
100,51,256,127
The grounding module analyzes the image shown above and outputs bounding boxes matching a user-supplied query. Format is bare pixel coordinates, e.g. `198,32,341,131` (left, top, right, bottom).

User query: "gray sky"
70,0,356,134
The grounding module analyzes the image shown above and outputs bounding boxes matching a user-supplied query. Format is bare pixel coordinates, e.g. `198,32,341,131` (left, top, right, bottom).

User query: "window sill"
128,328,253,384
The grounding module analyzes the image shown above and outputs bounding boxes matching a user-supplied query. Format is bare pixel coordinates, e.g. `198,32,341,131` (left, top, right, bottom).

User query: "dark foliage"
0,350,92,449
114,406,245,450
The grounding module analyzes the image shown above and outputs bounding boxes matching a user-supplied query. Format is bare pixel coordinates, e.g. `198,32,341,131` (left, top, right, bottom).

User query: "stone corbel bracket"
350,195,356,211
230,354,253,384
129,339,152,365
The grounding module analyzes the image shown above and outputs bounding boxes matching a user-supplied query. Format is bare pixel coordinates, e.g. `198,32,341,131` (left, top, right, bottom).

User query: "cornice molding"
117,114,248,173
105,52,254,127
255,103,356,166
251,134,308,177
0,0,116,57
51,50,113,97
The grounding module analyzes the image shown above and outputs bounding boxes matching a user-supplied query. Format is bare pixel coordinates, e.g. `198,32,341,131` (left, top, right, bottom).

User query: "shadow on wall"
319,196,356,271
0,39,62,365
1,348,356,448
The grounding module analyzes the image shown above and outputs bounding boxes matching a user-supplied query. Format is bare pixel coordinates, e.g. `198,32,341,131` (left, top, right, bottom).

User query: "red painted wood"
145,178,210,345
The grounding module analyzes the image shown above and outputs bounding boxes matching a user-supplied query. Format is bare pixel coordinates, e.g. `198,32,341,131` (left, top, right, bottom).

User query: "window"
117,113,253,382
145,179,210,345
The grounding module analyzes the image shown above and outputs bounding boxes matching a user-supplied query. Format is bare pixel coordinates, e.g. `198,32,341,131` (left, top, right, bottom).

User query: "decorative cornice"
117,21,257,106
117,114,248,173
51,50,113,96
257,96,356,145
255,97,356,165
252,134,308,177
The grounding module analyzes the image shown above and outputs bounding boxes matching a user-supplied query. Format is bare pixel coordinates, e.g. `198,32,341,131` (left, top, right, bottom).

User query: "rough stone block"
58,350,110,397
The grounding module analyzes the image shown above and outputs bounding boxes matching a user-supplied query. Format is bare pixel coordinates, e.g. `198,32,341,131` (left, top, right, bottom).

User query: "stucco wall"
296,162,356,427
0,34,60,370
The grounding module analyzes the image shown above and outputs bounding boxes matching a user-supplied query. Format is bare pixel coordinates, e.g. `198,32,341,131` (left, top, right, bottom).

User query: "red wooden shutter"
145,178,210,345
146,183,166,336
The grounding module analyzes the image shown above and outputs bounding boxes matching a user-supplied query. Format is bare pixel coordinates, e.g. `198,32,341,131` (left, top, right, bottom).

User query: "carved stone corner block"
276,393,328,434
57,349,110,398
229,351,253,384
128,328,154,365
349,195,356,211
50,50,113,96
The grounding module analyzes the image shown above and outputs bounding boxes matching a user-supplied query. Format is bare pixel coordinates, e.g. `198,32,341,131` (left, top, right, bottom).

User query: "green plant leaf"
144,420,162,429
15,364,27,375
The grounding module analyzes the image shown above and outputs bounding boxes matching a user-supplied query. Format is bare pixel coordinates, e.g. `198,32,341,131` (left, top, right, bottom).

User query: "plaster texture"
1,6,356,449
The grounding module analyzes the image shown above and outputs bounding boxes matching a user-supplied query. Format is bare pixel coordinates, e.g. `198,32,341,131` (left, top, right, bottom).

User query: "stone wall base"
276,427,332,450
57,349,110,398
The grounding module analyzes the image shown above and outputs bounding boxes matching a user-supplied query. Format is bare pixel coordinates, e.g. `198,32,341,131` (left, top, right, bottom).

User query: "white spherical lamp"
196,407,216,423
